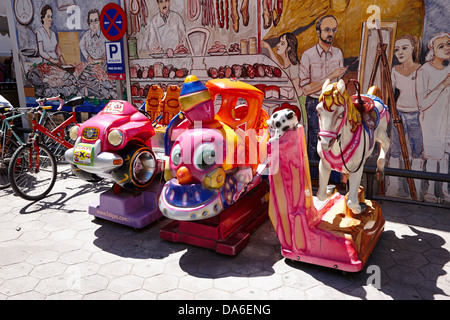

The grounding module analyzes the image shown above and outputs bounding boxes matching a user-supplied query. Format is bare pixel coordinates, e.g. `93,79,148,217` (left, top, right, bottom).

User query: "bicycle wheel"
8,143,57,201
0,134,19,189
42,111,76,160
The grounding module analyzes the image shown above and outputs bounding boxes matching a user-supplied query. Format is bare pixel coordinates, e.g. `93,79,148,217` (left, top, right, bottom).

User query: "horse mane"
318,82,361,132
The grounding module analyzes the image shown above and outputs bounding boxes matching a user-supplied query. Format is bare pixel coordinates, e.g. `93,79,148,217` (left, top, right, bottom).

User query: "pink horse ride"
267,108,386,272
316,79,390,214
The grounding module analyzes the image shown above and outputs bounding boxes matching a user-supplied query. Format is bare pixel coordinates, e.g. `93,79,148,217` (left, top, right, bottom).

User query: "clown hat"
179,75,215,123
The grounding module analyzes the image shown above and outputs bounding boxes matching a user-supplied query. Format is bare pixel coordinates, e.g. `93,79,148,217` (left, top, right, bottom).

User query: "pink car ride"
65,100,158,190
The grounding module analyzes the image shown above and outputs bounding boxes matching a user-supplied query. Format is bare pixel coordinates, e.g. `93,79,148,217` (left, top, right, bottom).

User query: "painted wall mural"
11,0,118,102
9,0,450,204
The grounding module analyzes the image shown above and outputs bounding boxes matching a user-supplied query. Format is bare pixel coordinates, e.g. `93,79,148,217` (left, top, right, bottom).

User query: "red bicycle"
8,96,83,201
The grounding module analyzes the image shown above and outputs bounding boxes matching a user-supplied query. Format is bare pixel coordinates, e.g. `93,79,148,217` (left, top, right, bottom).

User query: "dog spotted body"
267,109,299,142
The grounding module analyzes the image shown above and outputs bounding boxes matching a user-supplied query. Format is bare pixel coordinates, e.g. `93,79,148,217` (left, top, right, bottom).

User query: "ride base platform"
282,187,385,273
160,181,270,255
88,178,165,229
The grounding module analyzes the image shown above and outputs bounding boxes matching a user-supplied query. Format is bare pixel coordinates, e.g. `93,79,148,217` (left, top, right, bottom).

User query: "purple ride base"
88,179,165,229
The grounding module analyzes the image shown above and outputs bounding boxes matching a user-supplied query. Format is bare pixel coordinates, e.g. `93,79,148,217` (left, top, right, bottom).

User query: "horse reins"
338,79,366,174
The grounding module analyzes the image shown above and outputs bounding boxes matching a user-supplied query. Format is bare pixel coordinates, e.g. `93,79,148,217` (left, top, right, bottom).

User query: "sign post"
100,3,128,93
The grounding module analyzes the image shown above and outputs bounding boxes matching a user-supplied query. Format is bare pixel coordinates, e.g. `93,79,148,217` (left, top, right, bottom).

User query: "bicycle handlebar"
36,96,64,111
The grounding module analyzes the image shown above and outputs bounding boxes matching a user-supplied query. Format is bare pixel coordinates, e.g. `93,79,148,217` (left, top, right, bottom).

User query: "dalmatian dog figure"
267,109,299,142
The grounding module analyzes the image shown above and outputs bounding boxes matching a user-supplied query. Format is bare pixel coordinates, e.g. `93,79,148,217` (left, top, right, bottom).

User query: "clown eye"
170,144,182,167
193,144,216,171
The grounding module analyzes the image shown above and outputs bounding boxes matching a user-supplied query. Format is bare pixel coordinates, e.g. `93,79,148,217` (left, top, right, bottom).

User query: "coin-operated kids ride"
159,75,271,255
267,79,388,272
64,100,164,228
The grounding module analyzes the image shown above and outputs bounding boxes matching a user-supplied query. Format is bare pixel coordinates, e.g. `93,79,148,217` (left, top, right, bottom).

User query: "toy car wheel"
112,144,157,190
71,164,103,182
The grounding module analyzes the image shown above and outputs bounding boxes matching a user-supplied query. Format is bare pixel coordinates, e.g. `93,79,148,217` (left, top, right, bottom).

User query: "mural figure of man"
299,14,347,180
79,8,107,64
147,0,187,53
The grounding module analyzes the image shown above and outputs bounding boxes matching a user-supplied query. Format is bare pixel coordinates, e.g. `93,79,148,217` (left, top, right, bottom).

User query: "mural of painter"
11,0,117,101
260,0,449,204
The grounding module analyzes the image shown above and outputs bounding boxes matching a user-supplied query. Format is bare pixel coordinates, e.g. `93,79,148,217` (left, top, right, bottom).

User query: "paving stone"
30,261,68,279
158,289,195,300
0,262,34,280
249,272,284,291
195,288,233,300
98,260,133,278
75,274,109,295
58,250,92,265
143,274,179,294
0,246,29,266
82,290,121,300
120,289,158,300
107,274,144,294
178,275,214,293
231,287,270,300
0,172,449,300
213,275,249,292
0,276,39,296
305,284,348,300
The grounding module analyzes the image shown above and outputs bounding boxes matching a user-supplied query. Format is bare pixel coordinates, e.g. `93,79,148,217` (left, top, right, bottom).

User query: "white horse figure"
316,79,390,213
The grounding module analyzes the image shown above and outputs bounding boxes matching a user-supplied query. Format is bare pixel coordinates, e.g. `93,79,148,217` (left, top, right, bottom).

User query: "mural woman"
416,32,450,203
35,4,66,66
387,34,424,199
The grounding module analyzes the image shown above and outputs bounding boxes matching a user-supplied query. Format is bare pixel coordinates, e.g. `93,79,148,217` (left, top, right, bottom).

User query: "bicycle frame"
31,111,76,149
0,111,28,146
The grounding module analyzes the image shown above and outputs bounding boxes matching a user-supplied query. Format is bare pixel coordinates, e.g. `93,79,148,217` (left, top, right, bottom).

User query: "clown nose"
176,166,193,184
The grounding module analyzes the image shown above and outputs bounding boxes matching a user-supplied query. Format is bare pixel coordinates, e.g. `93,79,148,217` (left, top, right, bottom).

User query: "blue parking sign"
105,41,125,80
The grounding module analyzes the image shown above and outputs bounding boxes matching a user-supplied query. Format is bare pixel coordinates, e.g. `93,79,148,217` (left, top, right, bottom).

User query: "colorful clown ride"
159,75,270,255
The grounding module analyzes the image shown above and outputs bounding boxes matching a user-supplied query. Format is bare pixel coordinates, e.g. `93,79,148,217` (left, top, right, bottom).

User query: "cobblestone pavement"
0,163,449,300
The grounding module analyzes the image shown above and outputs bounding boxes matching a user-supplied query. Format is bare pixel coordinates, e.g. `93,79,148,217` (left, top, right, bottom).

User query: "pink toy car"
65,100,158,190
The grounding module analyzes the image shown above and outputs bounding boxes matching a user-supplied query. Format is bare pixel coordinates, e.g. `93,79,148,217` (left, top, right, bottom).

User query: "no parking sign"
101,3,127,80
100,3,127,42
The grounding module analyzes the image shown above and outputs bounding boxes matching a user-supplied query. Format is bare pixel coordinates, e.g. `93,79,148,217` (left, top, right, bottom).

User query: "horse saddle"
351,95,379,149
350,95,375,114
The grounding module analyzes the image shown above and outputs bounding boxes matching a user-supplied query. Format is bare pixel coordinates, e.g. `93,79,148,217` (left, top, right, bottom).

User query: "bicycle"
0,103,30,189
7,96,84,201
39,96,83,160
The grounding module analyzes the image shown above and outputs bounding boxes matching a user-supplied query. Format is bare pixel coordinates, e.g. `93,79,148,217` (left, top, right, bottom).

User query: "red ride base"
160,181,270,255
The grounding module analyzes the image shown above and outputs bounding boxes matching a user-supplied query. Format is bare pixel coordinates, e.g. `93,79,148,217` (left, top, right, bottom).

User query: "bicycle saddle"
65,96,84,107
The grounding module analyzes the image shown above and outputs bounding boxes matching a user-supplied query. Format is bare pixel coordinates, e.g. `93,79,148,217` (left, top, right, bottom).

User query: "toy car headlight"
108,129,124,146
69,126,79,140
